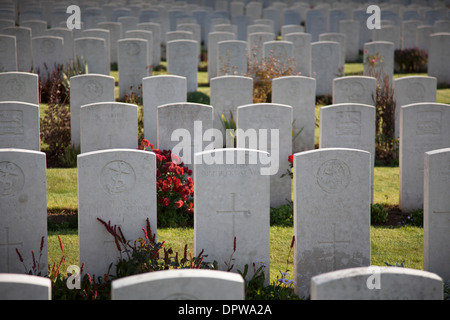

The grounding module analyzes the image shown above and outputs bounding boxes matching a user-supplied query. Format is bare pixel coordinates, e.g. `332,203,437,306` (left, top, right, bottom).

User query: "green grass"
47,168,78,211
48,225,423,284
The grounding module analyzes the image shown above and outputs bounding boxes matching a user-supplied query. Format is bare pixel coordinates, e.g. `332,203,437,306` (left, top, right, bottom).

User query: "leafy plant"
394,48,427,73
220,111,237,147
402,209,423,227
364,51,398,165
187,91,210,104
371,203,389,225
40,103,73,168
139,139,194,228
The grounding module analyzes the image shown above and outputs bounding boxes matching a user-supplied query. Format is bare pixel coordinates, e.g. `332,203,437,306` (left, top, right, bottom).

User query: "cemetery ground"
41,61,450,299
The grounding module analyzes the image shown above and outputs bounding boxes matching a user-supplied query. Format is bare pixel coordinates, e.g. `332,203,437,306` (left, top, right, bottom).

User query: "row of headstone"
0,265,444,300
1,146,448,299
0,71,444,212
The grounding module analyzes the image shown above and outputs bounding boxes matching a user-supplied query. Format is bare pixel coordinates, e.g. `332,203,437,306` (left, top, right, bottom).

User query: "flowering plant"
281,154,294,179
139,139,194,227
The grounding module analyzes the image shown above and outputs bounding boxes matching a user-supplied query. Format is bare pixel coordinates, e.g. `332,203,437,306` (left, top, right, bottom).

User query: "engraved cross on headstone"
0,227,23,272
318,223,350,270
216,193,251,236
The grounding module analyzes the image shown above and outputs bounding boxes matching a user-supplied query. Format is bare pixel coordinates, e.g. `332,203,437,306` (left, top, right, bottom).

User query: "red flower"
162,198,169,206
174,200,184,208
176,166,184,175
171,154,181,164
288,154,294,163
141,139,150,149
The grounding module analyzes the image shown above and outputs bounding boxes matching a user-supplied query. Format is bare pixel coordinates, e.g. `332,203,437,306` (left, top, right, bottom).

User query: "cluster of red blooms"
139,139,194,214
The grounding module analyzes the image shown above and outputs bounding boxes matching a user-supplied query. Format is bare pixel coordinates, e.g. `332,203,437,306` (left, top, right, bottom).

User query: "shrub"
187,91,210,105
402,209,423,227
139,139,194,228
246,47,299,103
40,103,76,168
371,203,389,225
394,48,428,74
364,51,398,164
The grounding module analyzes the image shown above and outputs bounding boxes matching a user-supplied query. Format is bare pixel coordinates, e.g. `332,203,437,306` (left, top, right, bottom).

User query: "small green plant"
402,209,423,227
40,103,72,168
270,203,293,226
220,111,237,147
394,48,427,73
187,91,210,105
371,203,389,225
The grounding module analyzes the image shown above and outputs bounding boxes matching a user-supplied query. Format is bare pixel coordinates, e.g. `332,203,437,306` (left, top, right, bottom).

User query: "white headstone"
142,75,187,147
281,25,304,39
262,40,294,66
31,36,64,78
194,148,270,282
294,148,371,298
79,102,138,154
319,103,376,201
217,40,247,76
0,274,51,300
310,267,443,300
111,269,245,300
272,76,316,152
45,27,74,65
338,20,359,62
311,41,341,96
319,33,346,71
306,9,328,42
82,29,111,73
1,27,33,72
401,20,422,49
428,33,450,87
0,102,40,151
69,74,116,149
126,30,154,71
424,147,450,281
363,41,395,84
208,31,236,81
416,25,433,52
78,149,157,277
393,76,437,139
0,35,17,71
237,103,292,207
399,103,450,212
0,149,47,274
167,40,198,93
118,38,151,100
74,37,108,75
372,25,401,50
284,32,311,76
157,102,213,166
97,22,122,65
0,72,38,105
247,31,275,65
210,75,253,146
137,22,162,67
333,76,377,106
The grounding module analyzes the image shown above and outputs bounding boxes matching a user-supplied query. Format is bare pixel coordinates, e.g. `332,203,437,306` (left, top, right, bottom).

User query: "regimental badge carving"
41,39,56,54
316,159,351,194
342,81,365,101
416,111,441,135
100,160,136,195
125,41,141,56
407,82,426,102
0,110,24,136
83,80,103,100
0,161,25,197
5,79,25,98
336,111,361,136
